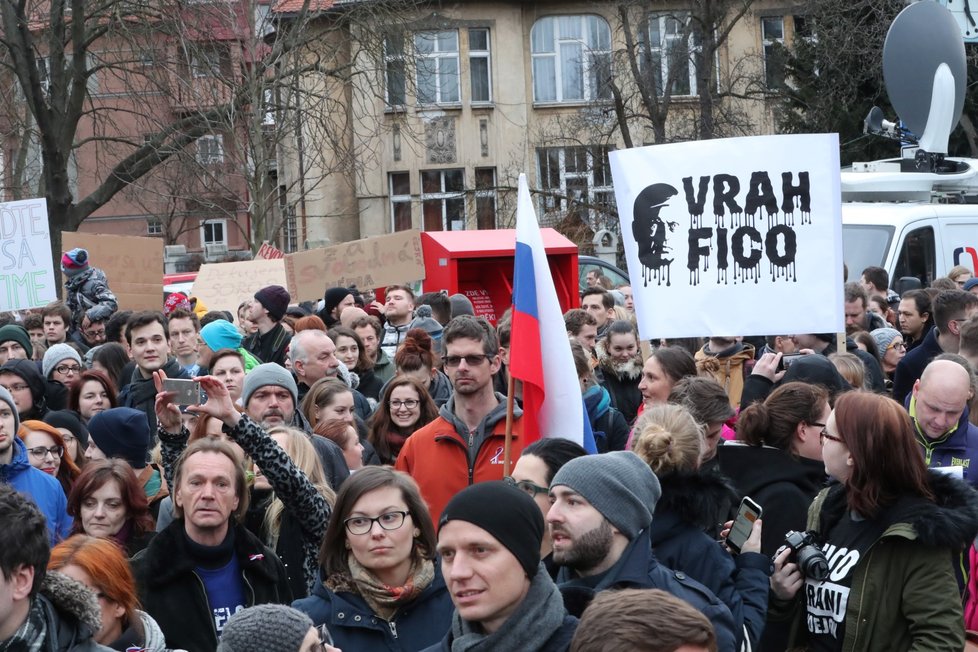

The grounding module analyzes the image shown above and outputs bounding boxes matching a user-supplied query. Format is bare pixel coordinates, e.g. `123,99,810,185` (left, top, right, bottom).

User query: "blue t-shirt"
196,554,246,636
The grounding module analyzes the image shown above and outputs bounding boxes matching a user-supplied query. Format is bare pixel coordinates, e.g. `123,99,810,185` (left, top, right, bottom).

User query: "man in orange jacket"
396,316,523,525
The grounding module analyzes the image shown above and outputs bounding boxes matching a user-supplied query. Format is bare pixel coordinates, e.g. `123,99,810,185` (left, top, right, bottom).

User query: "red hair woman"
66,459,155,556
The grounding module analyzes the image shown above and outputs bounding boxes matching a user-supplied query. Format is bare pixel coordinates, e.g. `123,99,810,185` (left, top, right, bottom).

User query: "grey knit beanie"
870,328,901,355
550,451,661,540
216,604,313,652
242,363,298,407
42,343,82,379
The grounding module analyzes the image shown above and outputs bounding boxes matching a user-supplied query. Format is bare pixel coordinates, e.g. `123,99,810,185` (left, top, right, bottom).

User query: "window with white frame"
385,33,407,106
537,146,613,224
474,167,497,229
389,172,412,232
644,13,702,97
196,135,224,165
147,219,163,236
761,16,785,90
415,30,460,105
421,169,465,231
200,219,227,247
530,15,611,103
469,28,492,104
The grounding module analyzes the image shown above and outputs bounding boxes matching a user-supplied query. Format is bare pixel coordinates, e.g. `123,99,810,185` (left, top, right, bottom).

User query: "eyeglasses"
28,445,63,459
389,399,419,410
504,475,549,497
443,354,491,368
343,510,410,535
4,384,29,393
317,624,334,650
54,364,81,375
818,428,845,446
83,327,105,337
887,341,906,351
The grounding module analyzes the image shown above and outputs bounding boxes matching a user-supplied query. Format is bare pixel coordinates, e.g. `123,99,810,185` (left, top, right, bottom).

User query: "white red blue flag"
510,174,597,453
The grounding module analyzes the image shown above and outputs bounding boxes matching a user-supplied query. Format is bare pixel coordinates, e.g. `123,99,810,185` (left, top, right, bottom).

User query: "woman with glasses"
293,466,452,651
19,420,80,496
68,369,118,423
42,343,83,390
66,459,155,556
871,328,906,389
771,391,978,651
367,377,438,464
510,437,587,578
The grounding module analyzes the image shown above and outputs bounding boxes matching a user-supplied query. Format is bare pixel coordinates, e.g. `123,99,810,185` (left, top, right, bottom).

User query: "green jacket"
777,471,978,652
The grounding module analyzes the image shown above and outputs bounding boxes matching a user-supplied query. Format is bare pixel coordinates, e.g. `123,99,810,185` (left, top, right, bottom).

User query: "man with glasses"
76,313,108,350
397,315,523,526
42,343,83,390
908,357,978,489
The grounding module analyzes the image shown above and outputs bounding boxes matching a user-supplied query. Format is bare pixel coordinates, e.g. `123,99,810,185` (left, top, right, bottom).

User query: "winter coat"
695,342,755,408
650,471,769,651
32,571,114,652
1,437,72,545
583,385,629,452
556,528,738,652
118,357,189,435
373,349,395,384
395,395,523,527
293,566,453,651
892,326,943,403
595,342,643,424
106,610,177,652
64,266,118,325
242,323,290,369
131,520,292,652
717,442,827,558
775,471,978,652
912,401,978,490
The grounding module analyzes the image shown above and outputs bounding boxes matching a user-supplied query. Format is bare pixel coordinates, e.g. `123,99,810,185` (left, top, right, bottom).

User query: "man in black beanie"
242,285,292,367
423,481,577,651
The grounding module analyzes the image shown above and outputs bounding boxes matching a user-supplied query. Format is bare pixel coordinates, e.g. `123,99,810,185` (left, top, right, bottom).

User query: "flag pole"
503,372,515,477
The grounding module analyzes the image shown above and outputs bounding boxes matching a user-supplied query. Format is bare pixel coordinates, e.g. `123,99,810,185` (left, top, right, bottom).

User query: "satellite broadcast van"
840,1,978,291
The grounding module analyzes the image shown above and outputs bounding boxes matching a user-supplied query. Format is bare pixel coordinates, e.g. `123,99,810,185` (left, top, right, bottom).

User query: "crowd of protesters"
0,249,978,651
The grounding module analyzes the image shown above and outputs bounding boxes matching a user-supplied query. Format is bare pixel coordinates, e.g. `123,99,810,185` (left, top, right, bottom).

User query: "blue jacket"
892,326,943,404
0,437,72,545
293,567,453,652
556,528,738,652
912,403,978,490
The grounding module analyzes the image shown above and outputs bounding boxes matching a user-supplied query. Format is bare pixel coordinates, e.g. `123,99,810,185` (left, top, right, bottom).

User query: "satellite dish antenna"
880,1,966,167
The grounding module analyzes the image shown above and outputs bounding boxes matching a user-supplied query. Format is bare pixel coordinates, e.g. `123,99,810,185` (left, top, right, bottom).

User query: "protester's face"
58,564,125,646
247,300,266,323
843,299,867,334
85,440,107,462
385,290,414,321
77,380,109,421
80,479,128,538
898,299,927,337
607,333,638,363
175,451,239,537
618,286,633,312
0,372,33,414
0,401,14,460
547,487,615,573
954,271,973,288
581,296,612,328
168,317,198,359
511,454,552,519
341,426,364,472
23,430,61,476
43,316,67,343
0,341,27,365
247,386,294,426
296,336,339,384
81,318,106,346
238,303,258,334
316,391,355,426
444,337,499,396
388,384,422,430
334,335,359,370
51,358,81,388
346,486,416,583
54,428,78,461
129,321,170,374
881,336,906,371
333,294,356,319
211,357,245,402
573,325,597,354
27,328,45,348
701,421,725,463
586,271,598,287
438,520,532,635
355,326,379,359
638,356,672,407
821,411,851,483
913,376,970,439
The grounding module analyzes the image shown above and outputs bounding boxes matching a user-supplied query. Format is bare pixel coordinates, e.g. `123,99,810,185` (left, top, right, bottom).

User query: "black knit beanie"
439,480,543,577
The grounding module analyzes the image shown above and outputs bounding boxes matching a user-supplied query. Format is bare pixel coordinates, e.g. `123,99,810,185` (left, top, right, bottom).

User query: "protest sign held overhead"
610,134,844,339
63,232,163,310
0,198,56,310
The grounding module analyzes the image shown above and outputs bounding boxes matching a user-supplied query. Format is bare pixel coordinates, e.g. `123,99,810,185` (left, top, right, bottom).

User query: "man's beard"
551,519,614,573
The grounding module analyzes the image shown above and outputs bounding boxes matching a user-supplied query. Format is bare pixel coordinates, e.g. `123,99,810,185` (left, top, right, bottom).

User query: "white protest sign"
0,198,57,310
610,134,844,339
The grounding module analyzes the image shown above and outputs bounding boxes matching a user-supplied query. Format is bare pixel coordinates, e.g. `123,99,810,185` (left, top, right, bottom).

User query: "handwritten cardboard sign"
285,230,425,302
192,258,287,314
62,231,162,311
0,198,57,310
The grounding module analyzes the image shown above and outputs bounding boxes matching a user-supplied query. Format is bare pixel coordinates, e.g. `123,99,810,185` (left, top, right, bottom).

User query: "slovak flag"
510,174,597,454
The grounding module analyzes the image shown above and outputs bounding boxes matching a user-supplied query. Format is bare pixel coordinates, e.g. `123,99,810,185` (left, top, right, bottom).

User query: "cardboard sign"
609,134,844,339
255,241,284,260
192,258,287,315
0,198,57,310
62,231,162,311
285,230,425,302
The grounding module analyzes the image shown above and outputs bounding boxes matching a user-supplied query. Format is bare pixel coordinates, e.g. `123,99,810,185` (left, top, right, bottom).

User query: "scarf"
0,597,48,652
340,555,435,621
449,564,567,652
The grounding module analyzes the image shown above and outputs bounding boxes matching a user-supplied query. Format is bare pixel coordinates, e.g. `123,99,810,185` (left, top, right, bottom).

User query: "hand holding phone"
726,496,762,554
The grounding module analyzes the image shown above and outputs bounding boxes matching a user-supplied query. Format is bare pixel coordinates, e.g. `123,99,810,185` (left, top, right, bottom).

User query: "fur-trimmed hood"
595,340,643,381
41,571,103,635
654,470,740,532
817,470,978,549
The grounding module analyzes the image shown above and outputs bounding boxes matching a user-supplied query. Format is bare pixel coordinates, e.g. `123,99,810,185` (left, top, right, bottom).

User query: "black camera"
784,530,829,581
